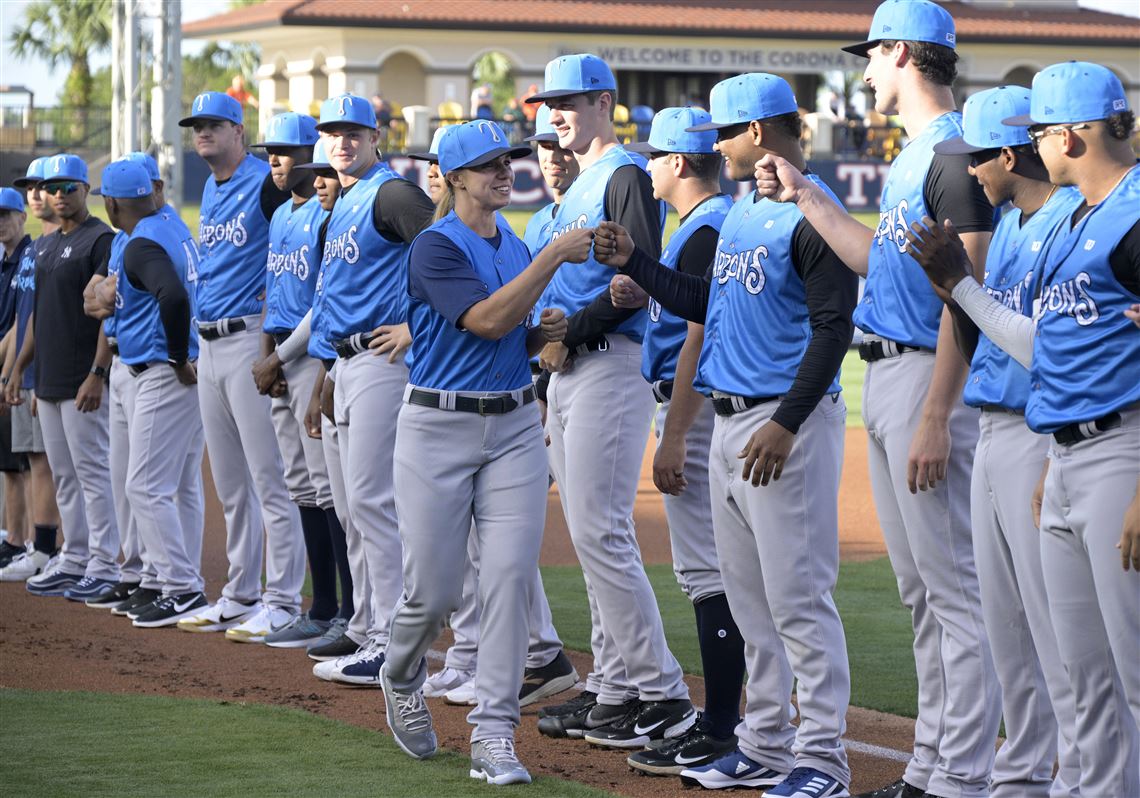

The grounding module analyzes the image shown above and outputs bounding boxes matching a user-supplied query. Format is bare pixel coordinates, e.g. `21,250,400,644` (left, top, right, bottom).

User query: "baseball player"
6,154,121,601
908,60,1140,798
174,92,304,640
756,4,1000,795
378,120,591,784
0,159,62,583
0,188,31,569
928,87,1082,798
243,112,347,649
521,105,580,257
602,107,747,777
524,53,695,747
85,160,207,627
307,93,434,685
597,76,857,796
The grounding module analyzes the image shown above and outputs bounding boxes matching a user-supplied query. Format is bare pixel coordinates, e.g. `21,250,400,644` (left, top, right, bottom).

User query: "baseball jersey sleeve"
925,153,994,234
408,230,491,328
373,180,436,245
259,175,293,222
1109,218,1140,293
122,238,192,363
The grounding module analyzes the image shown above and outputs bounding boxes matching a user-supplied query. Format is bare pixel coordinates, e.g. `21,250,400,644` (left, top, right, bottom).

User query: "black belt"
980,404,1024,416
108,339,120,357
1053,412,1122,446
321,358,336,371
572,336,610,358
271,330,294,347
198,318,247,341
858,338,926,362
332,332,377,360
407,385,536,416
652,380,674,402
127,362,161,378
711,394,779,417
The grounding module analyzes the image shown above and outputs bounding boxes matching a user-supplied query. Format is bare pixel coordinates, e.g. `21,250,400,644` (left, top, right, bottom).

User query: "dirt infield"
0,429,911,796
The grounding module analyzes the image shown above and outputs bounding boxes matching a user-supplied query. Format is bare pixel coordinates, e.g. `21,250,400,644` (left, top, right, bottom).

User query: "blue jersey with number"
963,187,1082,411
11,238,37,389
264,195,328,335
696,176,844,398
543,147,661,342
196,154,271,322
855,112,966,349
312,163,409,348
642,195,733,383
1027,166,1140,433
408,212,533,392
115,212,201,366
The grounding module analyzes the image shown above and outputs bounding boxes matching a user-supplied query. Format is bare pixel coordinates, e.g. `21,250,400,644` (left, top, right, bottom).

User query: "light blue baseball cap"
934,86,1032,155
293,139,333,171
627,107,718,155
525,105,559,143
316,94,377,131
0,188,25,212
42,153,89,184
407,127,449,163
180,91,244,127
1004,61,1130,127
13,156,49,188
842,0,957,57
687,73,798,131
253,111,320,148
92,160,153,198
526,54,616,103
437,121,532,175
120,152,161,181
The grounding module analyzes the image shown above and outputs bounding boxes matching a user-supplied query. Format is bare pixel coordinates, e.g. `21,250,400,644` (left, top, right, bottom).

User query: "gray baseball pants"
1040,405,1140,798
387,392,548,742
271,355,333,509
973,410,1080,798
710,395,850,785
196,318,304,610
109,357,147,585
37,392,119,581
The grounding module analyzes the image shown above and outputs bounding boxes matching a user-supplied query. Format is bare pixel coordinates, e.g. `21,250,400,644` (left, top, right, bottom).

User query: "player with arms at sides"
926,86,1082,798
605,106,747,777
907,61,1140,798
307,93,434,686
8,154,121,601
175,92,304,641
524,52,695,748
597,73,858,797
86,161,207,628
0,159,62,584
755,3,999,795
378,119,590,785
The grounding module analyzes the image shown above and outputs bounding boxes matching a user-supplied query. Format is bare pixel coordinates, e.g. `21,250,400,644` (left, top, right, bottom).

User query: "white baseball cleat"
225,604,296,643
423,667,474,698
444,678,478,706
177,597,259,633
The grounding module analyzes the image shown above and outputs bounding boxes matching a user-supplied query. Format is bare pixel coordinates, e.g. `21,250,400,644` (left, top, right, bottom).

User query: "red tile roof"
183,0,1140,47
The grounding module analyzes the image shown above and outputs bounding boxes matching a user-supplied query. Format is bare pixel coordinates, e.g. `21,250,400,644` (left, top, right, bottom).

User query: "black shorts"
0,412,29,473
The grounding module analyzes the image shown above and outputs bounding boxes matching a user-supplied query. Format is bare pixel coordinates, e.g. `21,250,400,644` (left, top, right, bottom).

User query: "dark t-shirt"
925,153,995,234
0,235,29,332
33,216,114,400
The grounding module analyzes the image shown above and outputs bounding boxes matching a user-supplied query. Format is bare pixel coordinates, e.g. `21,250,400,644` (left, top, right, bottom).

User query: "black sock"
324,508,354,622
694,592,746,740
33,524,58,555
298,506,337,621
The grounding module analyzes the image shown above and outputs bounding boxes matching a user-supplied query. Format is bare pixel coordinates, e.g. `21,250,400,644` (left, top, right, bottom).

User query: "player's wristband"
90,365,109,379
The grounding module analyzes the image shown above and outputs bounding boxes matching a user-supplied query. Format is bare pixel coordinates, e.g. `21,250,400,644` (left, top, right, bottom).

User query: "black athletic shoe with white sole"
537,689,596,720
626,716,737,775
112,587,161,617
132,592,208,628
584,698,696,748
537,692,629,739
86,581,140,609
519,650,579,707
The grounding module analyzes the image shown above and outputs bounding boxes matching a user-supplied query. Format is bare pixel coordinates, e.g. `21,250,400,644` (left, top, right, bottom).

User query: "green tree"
472,52,517,115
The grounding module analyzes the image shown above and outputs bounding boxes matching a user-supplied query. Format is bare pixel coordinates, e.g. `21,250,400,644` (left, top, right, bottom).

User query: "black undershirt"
336,177,434,245
925,153,995,234
621,202,858,433
1072,211,1140,295
120,237,191,363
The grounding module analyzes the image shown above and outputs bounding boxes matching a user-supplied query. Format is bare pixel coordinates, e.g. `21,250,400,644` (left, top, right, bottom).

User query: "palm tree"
9,0,112,139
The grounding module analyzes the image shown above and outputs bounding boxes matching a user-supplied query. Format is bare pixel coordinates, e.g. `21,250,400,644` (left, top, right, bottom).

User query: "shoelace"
611,700,645,729
559,691,596,711
781,768,822,793
394,691,432,732
73,576,96,589
480,737,520,767
656,719,712,756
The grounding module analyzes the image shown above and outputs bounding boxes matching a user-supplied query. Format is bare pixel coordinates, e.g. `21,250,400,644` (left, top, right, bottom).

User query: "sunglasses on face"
969,148,1003,168
1028,123,1090,153
41,181,82,195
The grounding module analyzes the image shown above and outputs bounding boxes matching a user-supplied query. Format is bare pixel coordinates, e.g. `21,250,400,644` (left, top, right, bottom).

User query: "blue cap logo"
842,0,957,58
687,73,798,132
437,120,532,175
1003,61,1130,127
525,53,617,103
92,160,152,198
933,86,1032,156
13,156,49,188
627,107,719,156
476,121,503,143
44,153,88,183
254,112,319,148
317,93,377,131
179,91,244,127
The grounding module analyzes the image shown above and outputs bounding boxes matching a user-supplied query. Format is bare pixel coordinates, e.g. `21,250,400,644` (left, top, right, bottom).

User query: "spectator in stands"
521,85,539,123
470,83,493,119
225,75,259,109
372,94,393,128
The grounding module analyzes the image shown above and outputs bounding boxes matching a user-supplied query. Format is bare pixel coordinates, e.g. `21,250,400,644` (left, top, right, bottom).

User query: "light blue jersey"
642,194,733,383
196,154,272,322
1028,166,1140,433
696,175,844,398
963,187,1083,411
102,231,129,340
523,201,558,257
264,195,328,334
855,112,966,349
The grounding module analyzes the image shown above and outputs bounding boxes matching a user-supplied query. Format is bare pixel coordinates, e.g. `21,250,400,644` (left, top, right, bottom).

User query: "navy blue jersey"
1028,167,1140,433
963,187,1082,411
0,235,30,334
11,236,37,389
264,195,328,334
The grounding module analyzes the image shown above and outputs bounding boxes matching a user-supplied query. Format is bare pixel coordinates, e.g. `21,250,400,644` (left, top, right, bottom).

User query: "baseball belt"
1052,411,1122,446
858,336,928,362
710,393,780,417
198,317,248,340
332,331,378,359
407,385,536,416
651,380,674,402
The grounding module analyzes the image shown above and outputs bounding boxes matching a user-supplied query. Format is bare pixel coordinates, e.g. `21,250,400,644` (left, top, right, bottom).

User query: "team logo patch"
1084,239,1096,251
196,94,207,112
989,131,1000,141
62,245,72,259
1113,99,1127,111
476,121,502,142
338,96,353,116
1031,240,1042,252
946,32,955,44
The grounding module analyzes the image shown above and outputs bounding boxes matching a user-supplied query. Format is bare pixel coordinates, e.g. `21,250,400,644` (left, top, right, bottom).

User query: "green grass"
542,557,917,718
839,349,866,428
0,689,616,798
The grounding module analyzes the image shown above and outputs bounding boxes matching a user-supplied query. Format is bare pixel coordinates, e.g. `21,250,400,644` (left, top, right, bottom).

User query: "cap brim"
623,141,662,154
449,145,534,172
1002,113,1037,127
685,120,739,132
249,141,316,149
315,120,375,132
0,204,24,212
12,177,37,188
931,136,984,156
841,40,876,57
524,87,611,104
406,151,439,162
524,132,559,143
292,161,336,171
178,113,240,127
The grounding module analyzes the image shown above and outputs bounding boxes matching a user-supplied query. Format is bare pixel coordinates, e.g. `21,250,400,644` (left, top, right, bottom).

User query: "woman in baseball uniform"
378,120,592,785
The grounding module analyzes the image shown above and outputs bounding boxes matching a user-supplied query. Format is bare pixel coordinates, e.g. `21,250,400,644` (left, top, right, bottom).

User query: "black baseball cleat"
133,591,209,628
537,689,596,720
519,650,579,707
86,581,140,609
538,693,635,739
584,698,696,749
852,779,928,798
306,631,361,662
626,715,736,776
111,586,161,617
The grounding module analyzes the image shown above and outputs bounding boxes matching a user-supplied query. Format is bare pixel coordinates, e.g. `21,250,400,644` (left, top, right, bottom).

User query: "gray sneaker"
380,662,437,760
470,738,532,785
265,612,332,649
